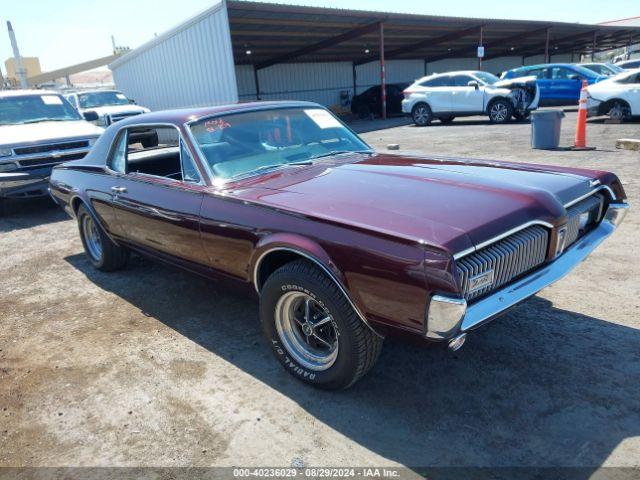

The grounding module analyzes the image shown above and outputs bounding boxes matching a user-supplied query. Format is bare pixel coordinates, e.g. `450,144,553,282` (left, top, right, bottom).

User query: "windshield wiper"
231,160,314,180
310,150,374,160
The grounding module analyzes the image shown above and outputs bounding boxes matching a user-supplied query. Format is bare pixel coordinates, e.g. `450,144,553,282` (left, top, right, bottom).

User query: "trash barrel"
531,110,565,150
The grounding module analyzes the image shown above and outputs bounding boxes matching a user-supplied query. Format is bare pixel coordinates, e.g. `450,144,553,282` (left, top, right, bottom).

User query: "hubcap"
414,106,429,124
610,102,630,121
274,291,339,371
491,103,508,122
82,215,103,262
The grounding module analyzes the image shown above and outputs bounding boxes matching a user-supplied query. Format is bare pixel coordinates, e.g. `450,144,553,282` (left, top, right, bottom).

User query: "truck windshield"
78,91,129,109
189,107,373,181
0,94,82,125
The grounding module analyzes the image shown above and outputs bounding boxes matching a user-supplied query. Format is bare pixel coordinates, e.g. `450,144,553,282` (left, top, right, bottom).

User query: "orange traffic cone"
572,80,595,151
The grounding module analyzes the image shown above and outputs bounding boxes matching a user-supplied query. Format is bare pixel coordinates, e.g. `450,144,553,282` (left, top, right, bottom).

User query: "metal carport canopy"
227,1,640,117
228,1,640,66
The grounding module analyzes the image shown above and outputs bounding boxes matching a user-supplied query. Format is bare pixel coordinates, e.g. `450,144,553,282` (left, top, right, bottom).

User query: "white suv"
402,71,539,126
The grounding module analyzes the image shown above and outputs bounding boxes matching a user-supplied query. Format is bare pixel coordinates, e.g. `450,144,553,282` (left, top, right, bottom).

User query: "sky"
1,0,637,73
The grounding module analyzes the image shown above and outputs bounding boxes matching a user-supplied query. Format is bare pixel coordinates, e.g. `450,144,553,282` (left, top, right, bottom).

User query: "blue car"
502,63,606,106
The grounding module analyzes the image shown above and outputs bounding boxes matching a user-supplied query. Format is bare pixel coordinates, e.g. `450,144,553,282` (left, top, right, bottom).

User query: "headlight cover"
0,147,13,158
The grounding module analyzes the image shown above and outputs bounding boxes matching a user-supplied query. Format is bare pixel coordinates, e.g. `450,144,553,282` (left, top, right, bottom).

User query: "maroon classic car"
49,101,629,390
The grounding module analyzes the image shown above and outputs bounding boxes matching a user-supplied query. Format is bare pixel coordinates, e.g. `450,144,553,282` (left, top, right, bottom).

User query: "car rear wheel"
488,99,513,124
412,103,433,126
77,204,128,271
608,100,631,122
260,259,383,390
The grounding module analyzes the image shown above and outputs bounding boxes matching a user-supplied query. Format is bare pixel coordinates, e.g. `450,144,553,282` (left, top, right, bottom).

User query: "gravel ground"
1,112,639,473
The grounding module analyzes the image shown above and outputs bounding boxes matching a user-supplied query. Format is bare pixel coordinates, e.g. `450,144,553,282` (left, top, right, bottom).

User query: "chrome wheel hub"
491,103,508,122
274,291,339,371
82,215,102,262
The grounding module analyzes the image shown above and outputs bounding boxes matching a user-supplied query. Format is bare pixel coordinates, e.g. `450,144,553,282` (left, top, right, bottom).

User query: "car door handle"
111,186,127,194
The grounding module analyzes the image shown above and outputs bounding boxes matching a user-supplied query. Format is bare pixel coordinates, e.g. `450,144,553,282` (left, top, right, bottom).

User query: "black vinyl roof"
228,1,640,69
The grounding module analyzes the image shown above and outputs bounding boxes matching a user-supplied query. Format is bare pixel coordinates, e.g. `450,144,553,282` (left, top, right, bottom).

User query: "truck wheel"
488,99,513,124
412,103,433,126
260,259,383,390
77,204,128,271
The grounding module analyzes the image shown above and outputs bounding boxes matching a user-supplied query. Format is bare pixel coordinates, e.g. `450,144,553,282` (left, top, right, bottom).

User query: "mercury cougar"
49,101,629,389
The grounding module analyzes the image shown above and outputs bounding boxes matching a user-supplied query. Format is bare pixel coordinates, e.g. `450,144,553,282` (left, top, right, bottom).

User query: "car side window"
452,75,475,87
526,68,545,79
109,131,128,174
550,67,572,80
113,126,200,184
420,76,444,87
180,140,201,183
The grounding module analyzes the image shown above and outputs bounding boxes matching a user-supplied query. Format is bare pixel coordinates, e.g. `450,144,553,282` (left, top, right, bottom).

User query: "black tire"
140,131,159,148
488,98,513,124
77,204,128,271
608,100,632,122
260,259,383,390
411,103,433,126
440,116,455,124
513,110,531,121
357,104,371,119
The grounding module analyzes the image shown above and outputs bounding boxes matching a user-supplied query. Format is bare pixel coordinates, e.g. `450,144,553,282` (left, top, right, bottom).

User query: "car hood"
82,105,148,116
226,153,604,256
0,121,104,147
493,75,537,88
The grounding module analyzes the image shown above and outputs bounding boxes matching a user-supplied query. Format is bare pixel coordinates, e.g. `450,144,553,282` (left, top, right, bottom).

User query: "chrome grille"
13,140,89,156
108,112,142,124
565,194,604,247
17,152,87,168
457,225,549,301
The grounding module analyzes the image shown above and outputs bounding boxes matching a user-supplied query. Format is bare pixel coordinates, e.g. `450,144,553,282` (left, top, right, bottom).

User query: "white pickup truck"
65,90,157,147
0,89,104,212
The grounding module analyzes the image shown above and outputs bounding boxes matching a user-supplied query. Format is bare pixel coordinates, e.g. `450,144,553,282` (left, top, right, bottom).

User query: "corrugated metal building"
110,1,640,112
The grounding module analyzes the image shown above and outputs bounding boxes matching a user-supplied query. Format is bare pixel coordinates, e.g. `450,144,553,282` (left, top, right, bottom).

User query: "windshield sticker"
116,93,127,100
304,109,341,129
205,118,231,132
41,95,63,105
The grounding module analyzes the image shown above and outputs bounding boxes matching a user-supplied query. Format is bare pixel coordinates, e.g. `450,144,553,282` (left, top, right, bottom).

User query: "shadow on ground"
0,198,68,233
65,253,640,476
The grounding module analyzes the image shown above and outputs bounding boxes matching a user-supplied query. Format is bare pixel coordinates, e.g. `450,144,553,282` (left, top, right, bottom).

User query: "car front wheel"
260,259,383,390
488,99,513,124
77,204,128,271
411,103,433,126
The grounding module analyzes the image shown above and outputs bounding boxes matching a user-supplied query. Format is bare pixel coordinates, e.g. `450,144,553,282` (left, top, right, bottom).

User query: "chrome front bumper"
426,202,629,339
460,202,628,332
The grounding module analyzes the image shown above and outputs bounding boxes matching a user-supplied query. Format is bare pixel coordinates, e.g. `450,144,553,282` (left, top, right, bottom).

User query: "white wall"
110,0,237,111
237,59,426,107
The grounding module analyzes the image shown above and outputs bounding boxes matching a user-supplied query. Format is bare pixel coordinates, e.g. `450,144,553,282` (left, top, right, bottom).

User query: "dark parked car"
351,83,408,118
502,63,606,105
50,101,629,389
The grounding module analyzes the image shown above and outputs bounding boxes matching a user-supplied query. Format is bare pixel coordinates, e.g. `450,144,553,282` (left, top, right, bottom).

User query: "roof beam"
428,27,549,62
511,29,599,59
381,25,483,62
255,21,382,70
28,53,122,86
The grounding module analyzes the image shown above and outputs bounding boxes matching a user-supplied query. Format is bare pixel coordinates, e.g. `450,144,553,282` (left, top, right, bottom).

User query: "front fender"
251,233,383,337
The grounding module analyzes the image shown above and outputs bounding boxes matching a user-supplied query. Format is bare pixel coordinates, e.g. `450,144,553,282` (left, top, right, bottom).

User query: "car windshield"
607,63,624,74
0,94,82,125
78,91,129,109
189,107,372,181
572,64,601,78
474,71,500,85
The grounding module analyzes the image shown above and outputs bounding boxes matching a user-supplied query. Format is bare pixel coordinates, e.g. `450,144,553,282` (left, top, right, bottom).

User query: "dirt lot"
1,112,639,472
